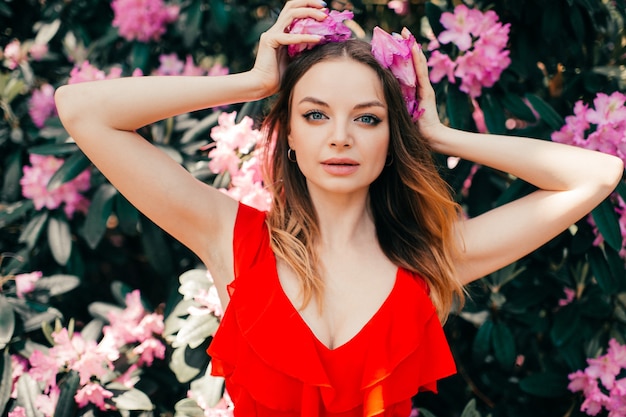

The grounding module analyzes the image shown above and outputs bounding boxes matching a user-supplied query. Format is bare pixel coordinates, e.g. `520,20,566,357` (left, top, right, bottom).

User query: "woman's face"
288,58,390,200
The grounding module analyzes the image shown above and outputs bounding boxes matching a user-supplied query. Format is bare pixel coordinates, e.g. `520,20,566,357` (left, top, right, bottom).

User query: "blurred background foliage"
1,0,626,416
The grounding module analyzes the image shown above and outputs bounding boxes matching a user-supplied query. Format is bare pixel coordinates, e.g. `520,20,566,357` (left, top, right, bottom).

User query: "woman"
54,0,623,415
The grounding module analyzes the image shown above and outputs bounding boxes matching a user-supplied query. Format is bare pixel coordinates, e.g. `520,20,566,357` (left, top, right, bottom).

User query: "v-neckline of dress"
274,262,402,352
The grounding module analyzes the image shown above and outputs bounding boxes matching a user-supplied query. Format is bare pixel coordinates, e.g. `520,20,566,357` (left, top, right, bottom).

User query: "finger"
273,1,328,31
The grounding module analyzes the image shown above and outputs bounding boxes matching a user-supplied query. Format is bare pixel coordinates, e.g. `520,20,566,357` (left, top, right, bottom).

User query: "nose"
329,121,353,148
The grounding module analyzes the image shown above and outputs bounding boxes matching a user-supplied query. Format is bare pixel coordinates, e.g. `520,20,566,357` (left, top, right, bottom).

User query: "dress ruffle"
208,203,456,416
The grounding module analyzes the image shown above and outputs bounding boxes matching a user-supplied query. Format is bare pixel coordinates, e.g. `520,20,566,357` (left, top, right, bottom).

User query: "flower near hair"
111,0,179,43
427,4,511,98
287,9,354,57
371,27,422,121
568,338,626,416
20,154,91,218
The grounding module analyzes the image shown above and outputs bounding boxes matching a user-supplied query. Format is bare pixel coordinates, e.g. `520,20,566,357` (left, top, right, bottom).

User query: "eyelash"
302,111,382,126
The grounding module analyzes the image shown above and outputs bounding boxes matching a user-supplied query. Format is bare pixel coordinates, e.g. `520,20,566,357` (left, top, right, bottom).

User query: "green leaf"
588,246,619,295
16,373,44,417
182,0,203,48
112,388,155,411
480,93,506,134
1,150,22,201
0,349,12,416
83,184,117,249
524,94,564,130
131,42,151,72
0,295,15,349
53,371,80,417
29,143,79,156
519,372,568,398
425,2,445,38
501,93,537,122
492,321,516,369
46,151,90,191
0,200,34,228
550,304,581,346
446,84,472,130
173,314,219,349
616,181,626,203
140,216,174,276
460,399,482,417
591,198,622,252
34,275,80,297
111,280,137,307
209,0,230,34
472,319,493,362
169,346,202,383
18,212,49,249
115,193,139,235
47,215,72,266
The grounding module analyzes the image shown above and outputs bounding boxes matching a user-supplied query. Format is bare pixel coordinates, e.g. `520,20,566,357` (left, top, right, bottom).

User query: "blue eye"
357,115,382,125
304,111,326,121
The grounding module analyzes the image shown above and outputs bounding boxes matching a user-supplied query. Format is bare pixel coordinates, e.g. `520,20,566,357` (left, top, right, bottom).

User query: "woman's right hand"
249,0,328,98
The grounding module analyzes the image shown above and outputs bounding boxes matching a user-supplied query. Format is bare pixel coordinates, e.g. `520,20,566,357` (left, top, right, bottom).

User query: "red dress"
208,203,456,416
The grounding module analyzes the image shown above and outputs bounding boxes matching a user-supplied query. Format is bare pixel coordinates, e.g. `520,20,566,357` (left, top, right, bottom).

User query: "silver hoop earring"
385,154,394,167
288,148,296,162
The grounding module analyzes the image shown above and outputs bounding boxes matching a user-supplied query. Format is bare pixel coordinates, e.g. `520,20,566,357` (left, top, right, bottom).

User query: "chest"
276,256,398,350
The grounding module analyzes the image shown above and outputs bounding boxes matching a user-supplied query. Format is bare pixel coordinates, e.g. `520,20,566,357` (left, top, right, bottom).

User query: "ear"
287,134,294,149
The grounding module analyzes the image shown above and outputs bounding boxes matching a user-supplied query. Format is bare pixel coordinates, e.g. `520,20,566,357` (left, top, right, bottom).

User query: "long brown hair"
261,39,464,322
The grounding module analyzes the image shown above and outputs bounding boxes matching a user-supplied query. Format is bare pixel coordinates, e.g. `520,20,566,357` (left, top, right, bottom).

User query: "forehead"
292,58,386,106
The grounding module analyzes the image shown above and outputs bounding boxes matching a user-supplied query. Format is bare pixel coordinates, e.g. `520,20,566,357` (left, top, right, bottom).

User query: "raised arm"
408,32,624,285
54,0,328,290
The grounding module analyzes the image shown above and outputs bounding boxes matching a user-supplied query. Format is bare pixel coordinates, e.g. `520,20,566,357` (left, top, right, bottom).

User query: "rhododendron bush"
1,0,626,416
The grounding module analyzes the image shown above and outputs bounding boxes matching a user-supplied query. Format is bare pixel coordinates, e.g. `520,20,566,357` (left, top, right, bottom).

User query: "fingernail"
319,0,327,6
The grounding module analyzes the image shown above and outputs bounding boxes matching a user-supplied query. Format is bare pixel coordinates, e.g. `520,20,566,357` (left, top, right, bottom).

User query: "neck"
308,188,377,249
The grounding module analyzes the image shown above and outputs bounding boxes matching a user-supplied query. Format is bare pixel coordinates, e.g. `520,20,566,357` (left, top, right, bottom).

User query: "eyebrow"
297,96,386,110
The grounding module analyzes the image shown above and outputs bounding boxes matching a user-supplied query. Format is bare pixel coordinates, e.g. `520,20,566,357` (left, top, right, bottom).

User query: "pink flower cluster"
287,9,354,57
182,271,224,319
371,27,422,121
67,60,142,84
10,290,164,415
29,83,57,128
111,0,179,43
207,112,271,212
155,53,229,77
569,339,626,416
552,92,626,257
14,271,42,298
427,4,511,98
552,92,626,164
20,154,91,218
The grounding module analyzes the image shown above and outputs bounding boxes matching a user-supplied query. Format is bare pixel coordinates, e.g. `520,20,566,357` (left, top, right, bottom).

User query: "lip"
321,158,359,175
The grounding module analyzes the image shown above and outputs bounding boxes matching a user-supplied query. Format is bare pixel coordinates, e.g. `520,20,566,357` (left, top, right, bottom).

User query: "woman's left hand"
402,28,446,148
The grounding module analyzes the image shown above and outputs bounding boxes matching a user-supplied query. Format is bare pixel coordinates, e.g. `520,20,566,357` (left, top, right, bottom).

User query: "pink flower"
133,336,166,366
156,53,184,75
388,0,409,16
28,350,60,392
74,382,113,410
8,407,26,417
427,50,456,83
111,0,179,43
287,10,354,57
20,154,91,218
207,62,229,77
35,386,59,417
3,39,27,69
427,4,511,98
371,27,422,120
68,61,125,84
14,271,42,298
558,287,576,307
10,355,29,399
28,43,48,61
438,4,479,51
29,84,57,128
